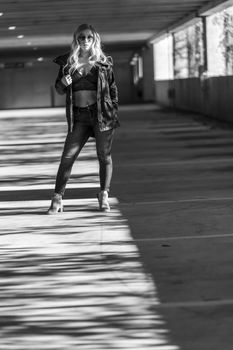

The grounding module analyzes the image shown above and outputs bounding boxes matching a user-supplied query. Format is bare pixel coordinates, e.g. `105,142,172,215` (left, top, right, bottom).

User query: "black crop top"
72,66,98,92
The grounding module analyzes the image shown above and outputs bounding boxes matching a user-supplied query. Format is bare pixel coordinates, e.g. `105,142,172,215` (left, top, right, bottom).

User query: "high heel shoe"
97,190,110,212
47,193,63,214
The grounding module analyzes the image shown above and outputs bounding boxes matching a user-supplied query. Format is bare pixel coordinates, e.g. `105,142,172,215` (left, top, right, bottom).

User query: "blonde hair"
65,24,108,74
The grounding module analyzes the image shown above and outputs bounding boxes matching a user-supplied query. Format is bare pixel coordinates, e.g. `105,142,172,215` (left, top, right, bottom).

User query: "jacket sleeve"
55,66,67,95
108,67,118,110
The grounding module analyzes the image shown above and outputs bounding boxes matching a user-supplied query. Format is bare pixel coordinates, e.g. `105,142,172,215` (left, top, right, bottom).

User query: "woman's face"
78,29,94,52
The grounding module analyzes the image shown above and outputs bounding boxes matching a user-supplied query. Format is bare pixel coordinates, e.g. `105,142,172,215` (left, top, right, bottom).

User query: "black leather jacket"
53,53,119,132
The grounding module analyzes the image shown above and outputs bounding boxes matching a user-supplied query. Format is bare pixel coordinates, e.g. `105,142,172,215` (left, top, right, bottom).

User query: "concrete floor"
1,104,233,349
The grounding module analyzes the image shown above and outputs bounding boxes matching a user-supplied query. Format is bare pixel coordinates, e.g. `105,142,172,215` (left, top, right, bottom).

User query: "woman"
48,23,119,214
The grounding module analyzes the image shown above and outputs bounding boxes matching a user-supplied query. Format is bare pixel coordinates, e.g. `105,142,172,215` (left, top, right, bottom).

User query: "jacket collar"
95,60,112,69
53,53,69,66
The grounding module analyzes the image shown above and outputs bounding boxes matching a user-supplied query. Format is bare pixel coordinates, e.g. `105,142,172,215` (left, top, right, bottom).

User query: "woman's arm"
55,67,72,95
55,67,67,95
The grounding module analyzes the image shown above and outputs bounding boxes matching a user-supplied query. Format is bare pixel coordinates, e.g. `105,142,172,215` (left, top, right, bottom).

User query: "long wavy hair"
65,24,108,74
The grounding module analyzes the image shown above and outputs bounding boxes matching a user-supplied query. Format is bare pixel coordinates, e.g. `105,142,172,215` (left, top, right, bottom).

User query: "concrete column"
142,44,155,102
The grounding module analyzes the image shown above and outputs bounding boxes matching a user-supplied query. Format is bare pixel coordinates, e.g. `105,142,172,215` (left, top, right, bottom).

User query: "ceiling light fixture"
0,12,3,16
37,57,44,62
17,35,24,39
8,26,16,30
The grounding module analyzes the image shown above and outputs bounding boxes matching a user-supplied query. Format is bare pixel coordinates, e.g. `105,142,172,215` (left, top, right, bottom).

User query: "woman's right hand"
61,74,72,86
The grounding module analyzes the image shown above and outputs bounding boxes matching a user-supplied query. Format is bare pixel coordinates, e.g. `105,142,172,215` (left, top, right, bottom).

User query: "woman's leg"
54,124,91,196
94,128,115,192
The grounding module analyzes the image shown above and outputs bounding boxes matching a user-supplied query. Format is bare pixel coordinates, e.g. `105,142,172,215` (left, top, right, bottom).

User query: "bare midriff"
73,90,97,107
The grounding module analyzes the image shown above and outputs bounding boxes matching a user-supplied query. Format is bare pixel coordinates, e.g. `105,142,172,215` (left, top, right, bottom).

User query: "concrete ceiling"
0,0,227,52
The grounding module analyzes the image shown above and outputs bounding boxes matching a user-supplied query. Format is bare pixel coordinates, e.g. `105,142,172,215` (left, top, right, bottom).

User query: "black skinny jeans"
54,104,115,196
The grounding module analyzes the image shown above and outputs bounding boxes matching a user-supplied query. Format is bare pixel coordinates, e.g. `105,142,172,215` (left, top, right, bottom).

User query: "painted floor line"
0,108,65,118
1,196,233,208
121,197,233,206
0,139,66,146
157,299,233,309
0,104,159,119
116,157,233,167
0,198,120,209
0,183,99,191
134,233,233,242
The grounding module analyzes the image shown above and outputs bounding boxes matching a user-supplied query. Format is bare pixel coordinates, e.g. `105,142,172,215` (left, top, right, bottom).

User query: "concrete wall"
0,50,135,109
155,80,175,108
142,44,155,102
155,76,233,123
110,50,135,105
0,62,59,109
205,76,233,122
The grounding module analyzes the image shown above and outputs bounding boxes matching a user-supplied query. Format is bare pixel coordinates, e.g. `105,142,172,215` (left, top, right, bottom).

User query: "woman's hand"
61,74,72,86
